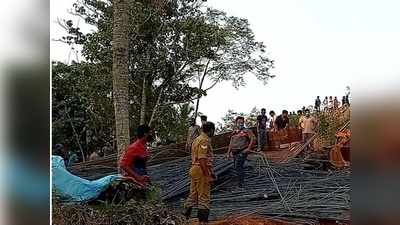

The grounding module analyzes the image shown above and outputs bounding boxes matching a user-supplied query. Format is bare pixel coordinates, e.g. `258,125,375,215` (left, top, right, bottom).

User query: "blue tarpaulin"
52,155,121,202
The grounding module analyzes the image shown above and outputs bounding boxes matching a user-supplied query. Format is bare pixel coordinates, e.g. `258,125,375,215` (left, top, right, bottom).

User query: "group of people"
53,101,326,225
116,119,235,224
52,143,112,166
52,143,79,166
182,109,303,224
314,95,350,112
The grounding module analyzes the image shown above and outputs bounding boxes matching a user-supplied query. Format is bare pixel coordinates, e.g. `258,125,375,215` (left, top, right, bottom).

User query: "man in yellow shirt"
183,122,216,224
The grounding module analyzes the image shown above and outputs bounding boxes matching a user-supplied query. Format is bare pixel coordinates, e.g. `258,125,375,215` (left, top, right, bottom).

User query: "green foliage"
289,114,300,128
52,198,186,225
52,61,114,158
217,107,260,133
53,0,274,155
145,185,162,203
315,108,350,146
155,103,195,144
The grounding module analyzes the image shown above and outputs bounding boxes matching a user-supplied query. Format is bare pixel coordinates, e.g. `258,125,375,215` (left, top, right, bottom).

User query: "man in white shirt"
322,96,328,112
299,109,318,153
268,110,276,131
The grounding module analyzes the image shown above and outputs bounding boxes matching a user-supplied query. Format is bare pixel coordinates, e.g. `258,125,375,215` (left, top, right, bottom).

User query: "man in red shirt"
118,125,154,187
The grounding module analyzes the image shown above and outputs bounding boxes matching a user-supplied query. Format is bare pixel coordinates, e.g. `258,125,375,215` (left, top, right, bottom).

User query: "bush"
52,198,186,225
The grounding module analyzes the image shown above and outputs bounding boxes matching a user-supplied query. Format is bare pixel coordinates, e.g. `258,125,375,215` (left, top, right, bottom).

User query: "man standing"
184,122,216,225
341,96,347,107
345,95,350,106
275,110,290,131
315,96,321,112
333,96,340,109
301,109,318,154
256,108,268,151
118,125,154,187
186,116,207,152
227,116,255,188
269,110,276,130
328,96,334,111
322,96,329,112
274,110,290,148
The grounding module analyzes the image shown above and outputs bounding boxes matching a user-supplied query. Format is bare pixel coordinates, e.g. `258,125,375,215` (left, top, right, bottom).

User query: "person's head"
200,115,207,125
329,96,333,99
261,108,266,115
334,96,337,99
235,116,245,130
317,96,320,99
53,144,64,156
305,109,311,117
202,121,215,137
136,124,154,143
297,110,302,115
54,143,64,152
269,110,275,117
282,110,289,117
325,96,328,99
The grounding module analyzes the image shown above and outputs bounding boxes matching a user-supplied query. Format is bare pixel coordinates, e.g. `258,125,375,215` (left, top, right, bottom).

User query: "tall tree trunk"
112,0,130,155
148,87,164,127
193,94,201,121
139,77,147,125
193,59,211,120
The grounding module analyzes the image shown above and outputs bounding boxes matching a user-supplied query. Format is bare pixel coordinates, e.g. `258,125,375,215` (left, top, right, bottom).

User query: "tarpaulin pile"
52,155,122,202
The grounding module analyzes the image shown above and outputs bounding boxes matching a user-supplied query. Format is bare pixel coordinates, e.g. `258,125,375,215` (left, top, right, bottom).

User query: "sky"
50,0,400,124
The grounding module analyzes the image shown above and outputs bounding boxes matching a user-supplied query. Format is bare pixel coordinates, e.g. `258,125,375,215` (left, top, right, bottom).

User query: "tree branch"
204,77,221,91
64,104,86,162
148,87,164,127
160,95,201,107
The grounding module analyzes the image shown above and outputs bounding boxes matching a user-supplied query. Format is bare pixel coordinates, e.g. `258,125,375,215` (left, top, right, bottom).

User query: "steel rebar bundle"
164,156,350,223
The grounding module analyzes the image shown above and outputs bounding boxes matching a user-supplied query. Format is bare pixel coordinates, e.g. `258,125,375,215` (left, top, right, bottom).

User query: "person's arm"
298,117,304,128
244,130,256,153
186,128,192,148
314,118,319,130
120,164,148,184
256,116,261,128
198,140,213,181
227,133,234,159
199,158,210,177
274,119,278,129
119,154,149,186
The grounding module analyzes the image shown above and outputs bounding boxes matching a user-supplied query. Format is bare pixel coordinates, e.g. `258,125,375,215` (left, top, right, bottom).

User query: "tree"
52,0,274,152
112,0,130,154
190,9,275,118
52,61,114,160
217,107,260,133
